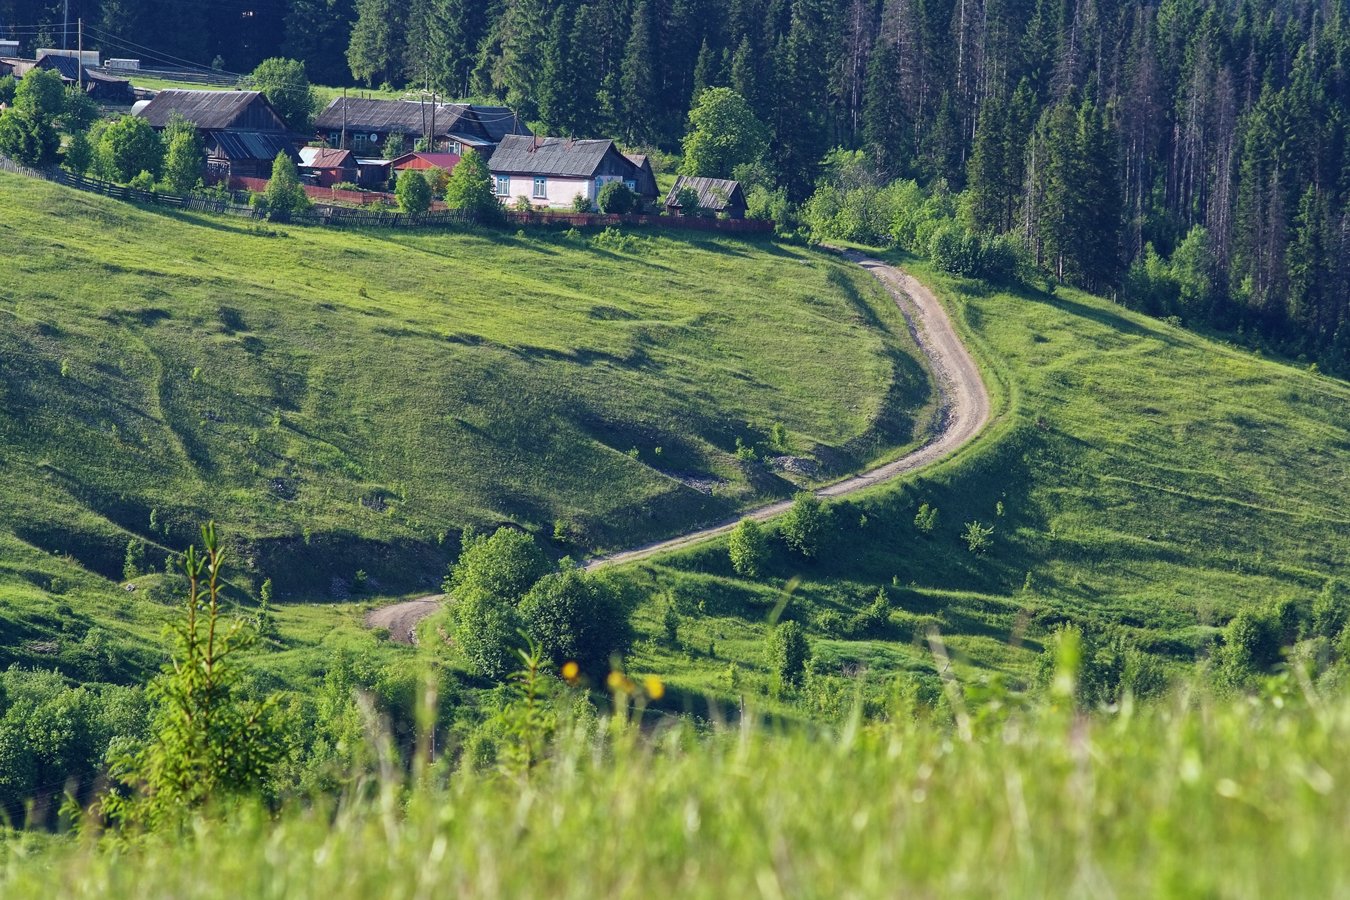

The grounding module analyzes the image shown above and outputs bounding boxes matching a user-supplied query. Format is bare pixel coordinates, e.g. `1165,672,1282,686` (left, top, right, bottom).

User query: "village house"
665,176,749,219
0,53,133,103
622,152,660,208
313,97,531,158
134,89,301,180
488,135,648,209
297,147,357,187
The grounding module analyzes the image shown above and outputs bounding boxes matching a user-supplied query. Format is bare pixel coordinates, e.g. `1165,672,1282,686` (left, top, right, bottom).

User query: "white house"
487,135,642,208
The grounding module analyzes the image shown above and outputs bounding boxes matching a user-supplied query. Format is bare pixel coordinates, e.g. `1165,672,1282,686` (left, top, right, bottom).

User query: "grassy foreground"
0,172,931,676
2,680,1347,898
611,256,1350,707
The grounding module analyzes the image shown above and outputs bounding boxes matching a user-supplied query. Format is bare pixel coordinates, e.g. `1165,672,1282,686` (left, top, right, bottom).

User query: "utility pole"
429,92,436,152
341,87,347,150
62,0,69,49
77,19,83,93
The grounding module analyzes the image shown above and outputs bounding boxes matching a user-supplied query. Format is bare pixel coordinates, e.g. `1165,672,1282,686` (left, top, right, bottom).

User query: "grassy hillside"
0,172,932,675
612,256,1350,709
3,682,1347,897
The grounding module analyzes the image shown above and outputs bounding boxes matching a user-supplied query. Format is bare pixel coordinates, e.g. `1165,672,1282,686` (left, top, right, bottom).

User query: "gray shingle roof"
136,89,284,131
665,176,746,211
488,135,619,178
211,131,298,162
314,98,531,144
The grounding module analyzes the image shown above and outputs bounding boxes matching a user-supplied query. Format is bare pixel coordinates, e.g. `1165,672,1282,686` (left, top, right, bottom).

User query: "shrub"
675,186,701,216
780,492,829,559
518,569,631,676
123,539,146,581
663,604,680,646
914,503,938,534
454,587,522,680
442,148,500,220
423,166,450,198
571,193,593,213
161,117,204,193
513,194,534,212
850,588,892,637
61,129,92,175
767,621,811,688
264,152,310,219
0,109,59,167
128,170,156,192
94,115,164,183
597,180,636,214
728,518,769,578
1312,580,1348,639
103,525,286,829
446,527,551,604
962,520,994,554
394,169,432,214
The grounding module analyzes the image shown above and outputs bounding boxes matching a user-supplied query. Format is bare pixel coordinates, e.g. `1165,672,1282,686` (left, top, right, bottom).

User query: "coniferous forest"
3,0,1348,360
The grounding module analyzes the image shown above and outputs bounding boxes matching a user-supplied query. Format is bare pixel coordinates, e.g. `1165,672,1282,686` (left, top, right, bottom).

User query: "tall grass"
3,674,1348,897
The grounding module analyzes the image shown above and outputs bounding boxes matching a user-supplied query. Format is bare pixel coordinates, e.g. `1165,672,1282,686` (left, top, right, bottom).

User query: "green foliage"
1312,581,1348,640
60,88,99,134
913,503,938,534
766,620,810,688
265,152,310,219
519,568,630,675
962,521,994,554
928,224,1021,282
14,69,65,120
104,525,287,828
727,518,769,578
447,527,551,604
674,186,701,215
571,193,593,213
62,129,92,176
123,539,147,581
680,87,769,180
597,180,635,215
94,116,165,183
0,109,59,167
1036,625,1167,707
662,603,679,646
780,493,829,559
496,640,558,777
161,115,204,194
453,587,523,680
0,75,14,107
249,58,318,131
442,148,499,220
394,169,432,214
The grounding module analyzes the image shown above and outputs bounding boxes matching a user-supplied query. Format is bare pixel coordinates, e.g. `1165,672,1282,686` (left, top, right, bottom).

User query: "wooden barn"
135,90,301,179
298,147,357,187
664,176,749,219
314,97,531,158
622,152,660,208
32,53,134,103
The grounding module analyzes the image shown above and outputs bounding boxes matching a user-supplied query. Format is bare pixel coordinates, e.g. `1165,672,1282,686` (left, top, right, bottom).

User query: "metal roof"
299,147,356,169
488,135,622,178
665,176,746,211
211,131,299,162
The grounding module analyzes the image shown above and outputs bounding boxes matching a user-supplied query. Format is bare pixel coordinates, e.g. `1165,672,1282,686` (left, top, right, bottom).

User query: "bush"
62,130,92,175
94,115,164,183
597,180,636,214
962,520,994,554
519,569,631,676
780,493,829,559
728,518,769,578
264,152,310,219
454,588,523,680
914,503,938,534
394,169,432,214
767,621,811,688
0,110,59,167
675,186,701,216
442,148,500,220
446,527,551,604
571,193,593,213
161,115,204,194
1312,580,1348,639
929,224,1022,282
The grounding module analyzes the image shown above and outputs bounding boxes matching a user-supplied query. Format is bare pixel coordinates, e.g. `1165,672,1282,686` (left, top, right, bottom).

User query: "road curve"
365,253,991,642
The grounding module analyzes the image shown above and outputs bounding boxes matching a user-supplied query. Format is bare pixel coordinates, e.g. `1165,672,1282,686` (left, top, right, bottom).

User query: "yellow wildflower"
644,676,665,700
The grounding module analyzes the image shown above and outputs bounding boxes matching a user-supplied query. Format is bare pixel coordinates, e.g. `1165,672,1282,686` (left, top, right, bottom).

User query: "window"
450,140,462,155
624,179,636,192
496,175,510,196
533,176,547,199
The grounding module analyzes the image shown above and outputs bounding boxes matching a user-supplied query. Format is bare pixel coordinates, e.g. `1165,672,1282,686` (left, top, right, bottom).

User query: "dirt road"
365,254,991,641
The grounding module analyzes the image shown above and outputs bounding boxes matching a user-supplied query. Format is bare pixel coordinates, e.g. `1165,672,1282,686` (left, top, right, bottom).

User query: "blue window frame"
495,175,510,196
533,176,547,199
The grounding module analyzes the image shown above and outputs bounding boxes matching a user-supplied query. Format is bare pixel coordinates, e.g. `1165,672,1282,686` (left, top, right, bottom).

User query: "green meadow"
0,172,931,677
612,257,1350,709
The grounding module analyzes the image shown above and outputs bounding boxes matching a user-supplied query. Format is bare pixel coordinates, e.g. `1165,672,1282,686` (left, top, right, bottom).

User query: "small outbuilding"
298,147,358,186
622,153,660,208
664,176,748,219
32,53,134,103
388,151,462,175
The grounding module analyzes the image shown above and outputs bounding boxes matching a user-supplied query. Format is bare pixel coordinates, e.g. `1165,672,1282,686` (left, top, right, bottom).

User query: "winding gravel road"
365,253,991,645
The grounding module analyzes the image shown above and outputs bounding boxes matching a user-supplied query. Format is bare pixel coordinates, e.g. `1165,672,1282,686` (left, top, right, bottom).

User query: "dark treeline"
2,0,1347,364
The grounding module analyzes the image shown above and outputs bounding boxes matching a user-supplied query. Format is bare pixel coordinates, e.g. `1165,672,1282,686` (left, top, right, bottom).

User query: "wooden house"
622,153,660,208
664,176,749,219
33,53,134,103
298,147,357,187
314,98,531,158
488,136,646,208
135,90,300,179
